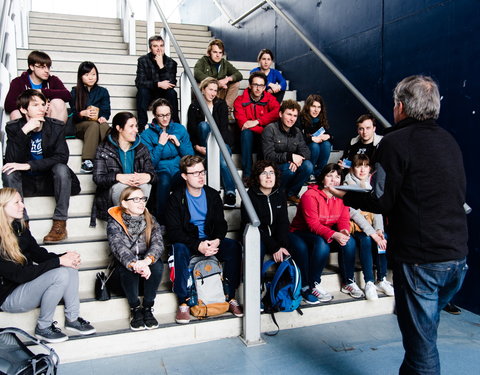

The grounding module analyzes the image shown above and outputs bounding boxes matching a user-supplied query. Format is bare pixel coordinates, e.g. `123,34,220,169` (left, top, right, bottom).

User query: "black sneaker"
80,160,94,174
35,322,68,343
130,306,145,331
224,193,236,208
65,317,96,335
443,302,462,315
143,307,159,329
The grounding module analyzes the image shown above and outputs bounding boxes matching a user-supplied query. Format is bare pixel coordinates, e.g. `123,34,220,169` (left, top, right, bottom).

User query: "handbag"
94,260,116,301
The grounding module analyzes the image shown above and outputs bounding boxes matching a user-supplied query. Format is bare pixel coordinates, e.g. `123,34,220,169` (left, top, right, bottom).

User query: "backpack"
261,257,303,335
187,256,230,318
0,327,59,375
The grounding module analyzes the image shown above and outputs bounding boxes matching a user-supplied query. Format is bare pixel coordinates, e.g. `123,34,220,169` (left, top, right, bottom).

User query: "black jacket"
187,97,233,147
4,117,69,172
241,186,290,254
0,221,60,306
262,122,311,164
92,138,156,223
166,184,228,254
135,52,177,89
344,118,468,264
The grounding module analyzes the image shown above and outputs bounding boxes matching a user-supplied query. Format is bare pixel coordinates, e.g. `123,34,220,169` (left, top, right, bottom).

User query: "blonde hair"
0,188,26,264
199,77,219,91
119,186,153,247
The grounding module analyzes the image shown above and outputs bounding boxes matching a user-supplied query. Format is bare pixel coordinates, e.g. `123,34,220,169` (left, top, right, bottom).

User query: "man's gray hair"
393,75,440,121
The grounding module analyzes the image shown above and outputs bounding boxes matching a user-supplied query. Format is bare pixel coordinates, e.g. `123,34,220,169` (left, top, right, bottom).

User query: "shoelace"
76,317,91,326
50,321,62,332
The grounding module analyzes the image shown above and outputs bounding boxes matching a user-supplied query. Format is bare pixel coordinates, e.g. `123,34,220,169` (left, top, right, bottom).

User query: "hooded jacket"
140,121,194,175
233,89,280,134
290,184,350,242
5,71,71,113
107,206,164,269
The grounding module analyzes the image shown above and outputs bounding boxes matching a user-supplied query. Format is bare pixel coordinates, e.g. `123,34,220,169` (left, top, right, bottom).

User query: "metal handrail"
212,0,392,128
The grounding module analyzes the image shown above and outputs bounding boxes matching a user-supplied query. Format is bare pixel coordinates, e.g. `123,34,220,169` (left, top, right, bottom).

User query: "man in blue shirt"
166,155,243,324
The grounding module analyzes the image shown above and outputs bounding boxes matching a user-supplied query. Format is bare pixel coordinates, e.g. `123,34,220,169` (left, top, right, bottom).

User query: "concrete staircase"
0,11,394,363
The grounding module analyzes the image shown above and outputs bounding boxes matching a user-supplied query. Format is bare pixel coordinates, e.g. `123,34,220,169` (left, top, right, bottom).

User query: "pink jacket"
290,184,350,242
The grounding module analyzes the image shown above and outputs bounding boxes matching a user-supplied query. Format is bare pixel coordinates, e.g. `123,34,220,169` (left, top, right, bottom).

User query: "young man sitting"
2,90,77,242
166,155,243,324
4,50,71,123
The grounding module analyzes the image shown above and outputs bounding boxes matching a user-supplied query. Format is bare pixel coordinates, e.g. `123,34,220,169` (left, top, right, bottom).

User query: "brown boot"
43,220,68,243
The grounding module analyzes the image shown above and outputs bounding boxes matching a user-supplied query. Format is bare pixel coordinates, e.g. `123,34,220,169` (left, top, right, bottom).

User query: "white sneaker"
365,281,378,300
341,281,365,299
311,282,334,302
376,278,395,296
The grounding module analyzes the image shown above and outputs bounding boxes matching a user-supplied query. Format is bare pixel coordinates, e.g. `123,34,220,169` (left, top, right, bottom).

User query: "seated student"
107,186,164,331
234,72,280,182
140,99,193,223
187,77,237,208
250,49,287,103
338,114,382,169
344,154,394,300
4,50,71,123
135,35,179,130
296,94,332,178
194,39,243,110
166,155,243,324
2,89,77,243
92,112,155,225
241,160,290,264
70,61,111,174
261,99,312,204
0,187,95,343
288,163,362,303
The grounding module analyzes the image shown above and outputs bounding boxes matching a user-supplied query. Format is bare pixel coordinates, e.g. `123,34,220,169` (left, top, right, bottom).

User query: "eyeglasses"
251,83,266,88
125,196,148,203
260,171,275,177
186,170,206,177
34,64,51,71
155,113,171,119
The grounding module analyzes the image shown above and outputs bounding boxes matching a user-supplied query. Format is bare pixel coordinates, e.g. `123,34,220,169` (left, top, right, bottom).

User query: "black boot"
130,306,145,331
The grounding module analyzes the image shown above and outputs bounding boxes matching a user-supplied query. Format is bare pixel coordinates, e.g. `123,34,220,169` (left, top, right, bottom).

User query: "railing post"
179,72,191,126
206,133,220,191
128,7,136,55
147,0,155,41
241,224,264,346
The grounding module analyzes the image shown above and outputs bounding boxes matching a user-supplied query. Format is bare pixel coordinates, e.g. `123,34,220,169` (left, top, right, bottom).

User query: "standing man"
166,155,243,324
262,99,313,204
4,50,71,123
234,72,280,182
331,75,468,374
338,114,382,168
135,35,179,131
2,90,77,243
194,39,242,111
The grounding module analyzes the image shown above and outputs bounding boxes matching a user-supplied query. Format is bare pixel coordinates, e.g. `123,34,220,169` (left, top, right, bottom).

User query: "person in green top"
194,39,243,111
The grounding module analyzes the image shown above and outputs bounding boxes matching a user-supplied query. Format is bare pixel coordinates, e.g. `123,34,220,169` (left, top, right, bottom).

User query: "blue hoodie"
108,134,142,174
140,121,194,175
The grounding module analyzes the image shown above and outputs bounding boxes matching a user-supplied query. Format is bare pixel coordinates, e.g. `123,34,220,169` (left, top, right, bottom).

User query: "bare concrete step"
30,11,121,25
26,43,129,55
29,23,123,37
43,240,110,269
29,217,106,244
25,195,94,219
136,21,209,32
29,32,124,44
29,38,128,51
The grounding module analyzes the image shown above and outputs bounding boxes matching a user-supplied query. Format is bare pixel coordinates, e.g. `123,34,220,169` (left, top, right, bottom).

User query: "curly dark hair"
248,160,281,189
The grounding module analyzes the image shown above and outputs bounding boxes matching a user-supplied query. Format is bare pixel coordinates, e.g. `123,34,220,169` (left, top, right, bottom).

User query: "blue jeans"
277,160,314,197
240,128,260,178
288,231,342,289
353,232,388,282
172,238,242,303
155,171,182,224
116,260,164,308
308,141,331,176
394,258,468,375
197,121,236,195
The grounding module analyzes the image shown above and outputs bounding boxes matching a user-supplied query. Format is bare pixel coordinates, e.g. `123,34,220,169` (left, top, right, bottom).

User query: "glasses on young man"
251,83,266,88
186,170,207,177
125,196,148,203
34,64,51,71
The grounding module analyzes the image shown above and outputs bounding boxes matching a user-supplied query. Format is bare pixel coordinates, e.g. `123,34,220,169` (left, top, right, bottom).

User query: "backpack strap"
269,260,292,308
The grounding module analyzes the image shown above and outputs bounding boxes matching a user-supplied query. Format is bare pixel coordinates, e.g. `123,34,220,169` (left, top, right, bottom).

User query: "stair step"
25,194,94,219
43,240,110,268
29,23,123,37
30,11,121,25
29,31,124,43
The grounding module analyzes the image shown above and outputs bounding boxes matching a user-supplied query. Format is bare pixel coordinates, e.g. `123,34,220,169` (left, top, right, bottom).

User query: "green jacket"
194,56,243,83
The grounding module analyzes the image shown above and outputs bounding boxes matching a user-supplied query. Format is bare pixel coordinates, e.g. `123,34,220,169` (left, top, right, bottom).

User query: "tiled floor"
59,310,480,374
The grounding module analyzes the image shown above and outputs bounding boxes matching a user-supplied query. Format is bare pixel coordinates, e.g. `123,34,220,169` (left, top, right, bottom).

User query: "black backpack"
0,327,59,374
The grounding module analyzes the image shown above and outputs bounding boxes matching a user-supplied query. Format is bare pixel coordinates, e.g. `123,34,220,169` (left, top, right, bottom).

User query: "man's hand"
327,186,346,198
22,118,44,134
241,120,259,130
2,162,31,175
158,80,175,90
292,153,304,167
217,76,231,89
154,54,164,69
198,239,220,256
288,161,298,172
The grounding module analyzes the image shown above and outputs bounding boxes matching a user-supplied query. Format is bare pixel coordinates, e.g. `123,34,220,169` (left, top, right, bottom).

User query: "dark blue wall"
180,0,480,314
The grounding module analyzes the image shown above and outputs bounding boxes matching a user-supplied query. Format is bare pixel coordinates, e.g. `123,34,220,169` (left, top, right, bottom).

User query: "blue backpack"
262,257,303,334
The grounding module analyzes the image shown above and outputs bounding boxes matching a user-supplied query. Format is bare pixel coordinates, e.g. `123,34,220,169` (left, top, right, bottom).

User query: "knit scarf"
121,212,146,237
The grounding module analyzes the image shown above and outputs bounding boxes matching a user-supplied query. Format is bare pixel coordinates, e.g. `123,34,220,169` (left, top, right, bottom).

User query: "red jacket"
290,185,350,242
4,71,71,113
233,89,280,134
